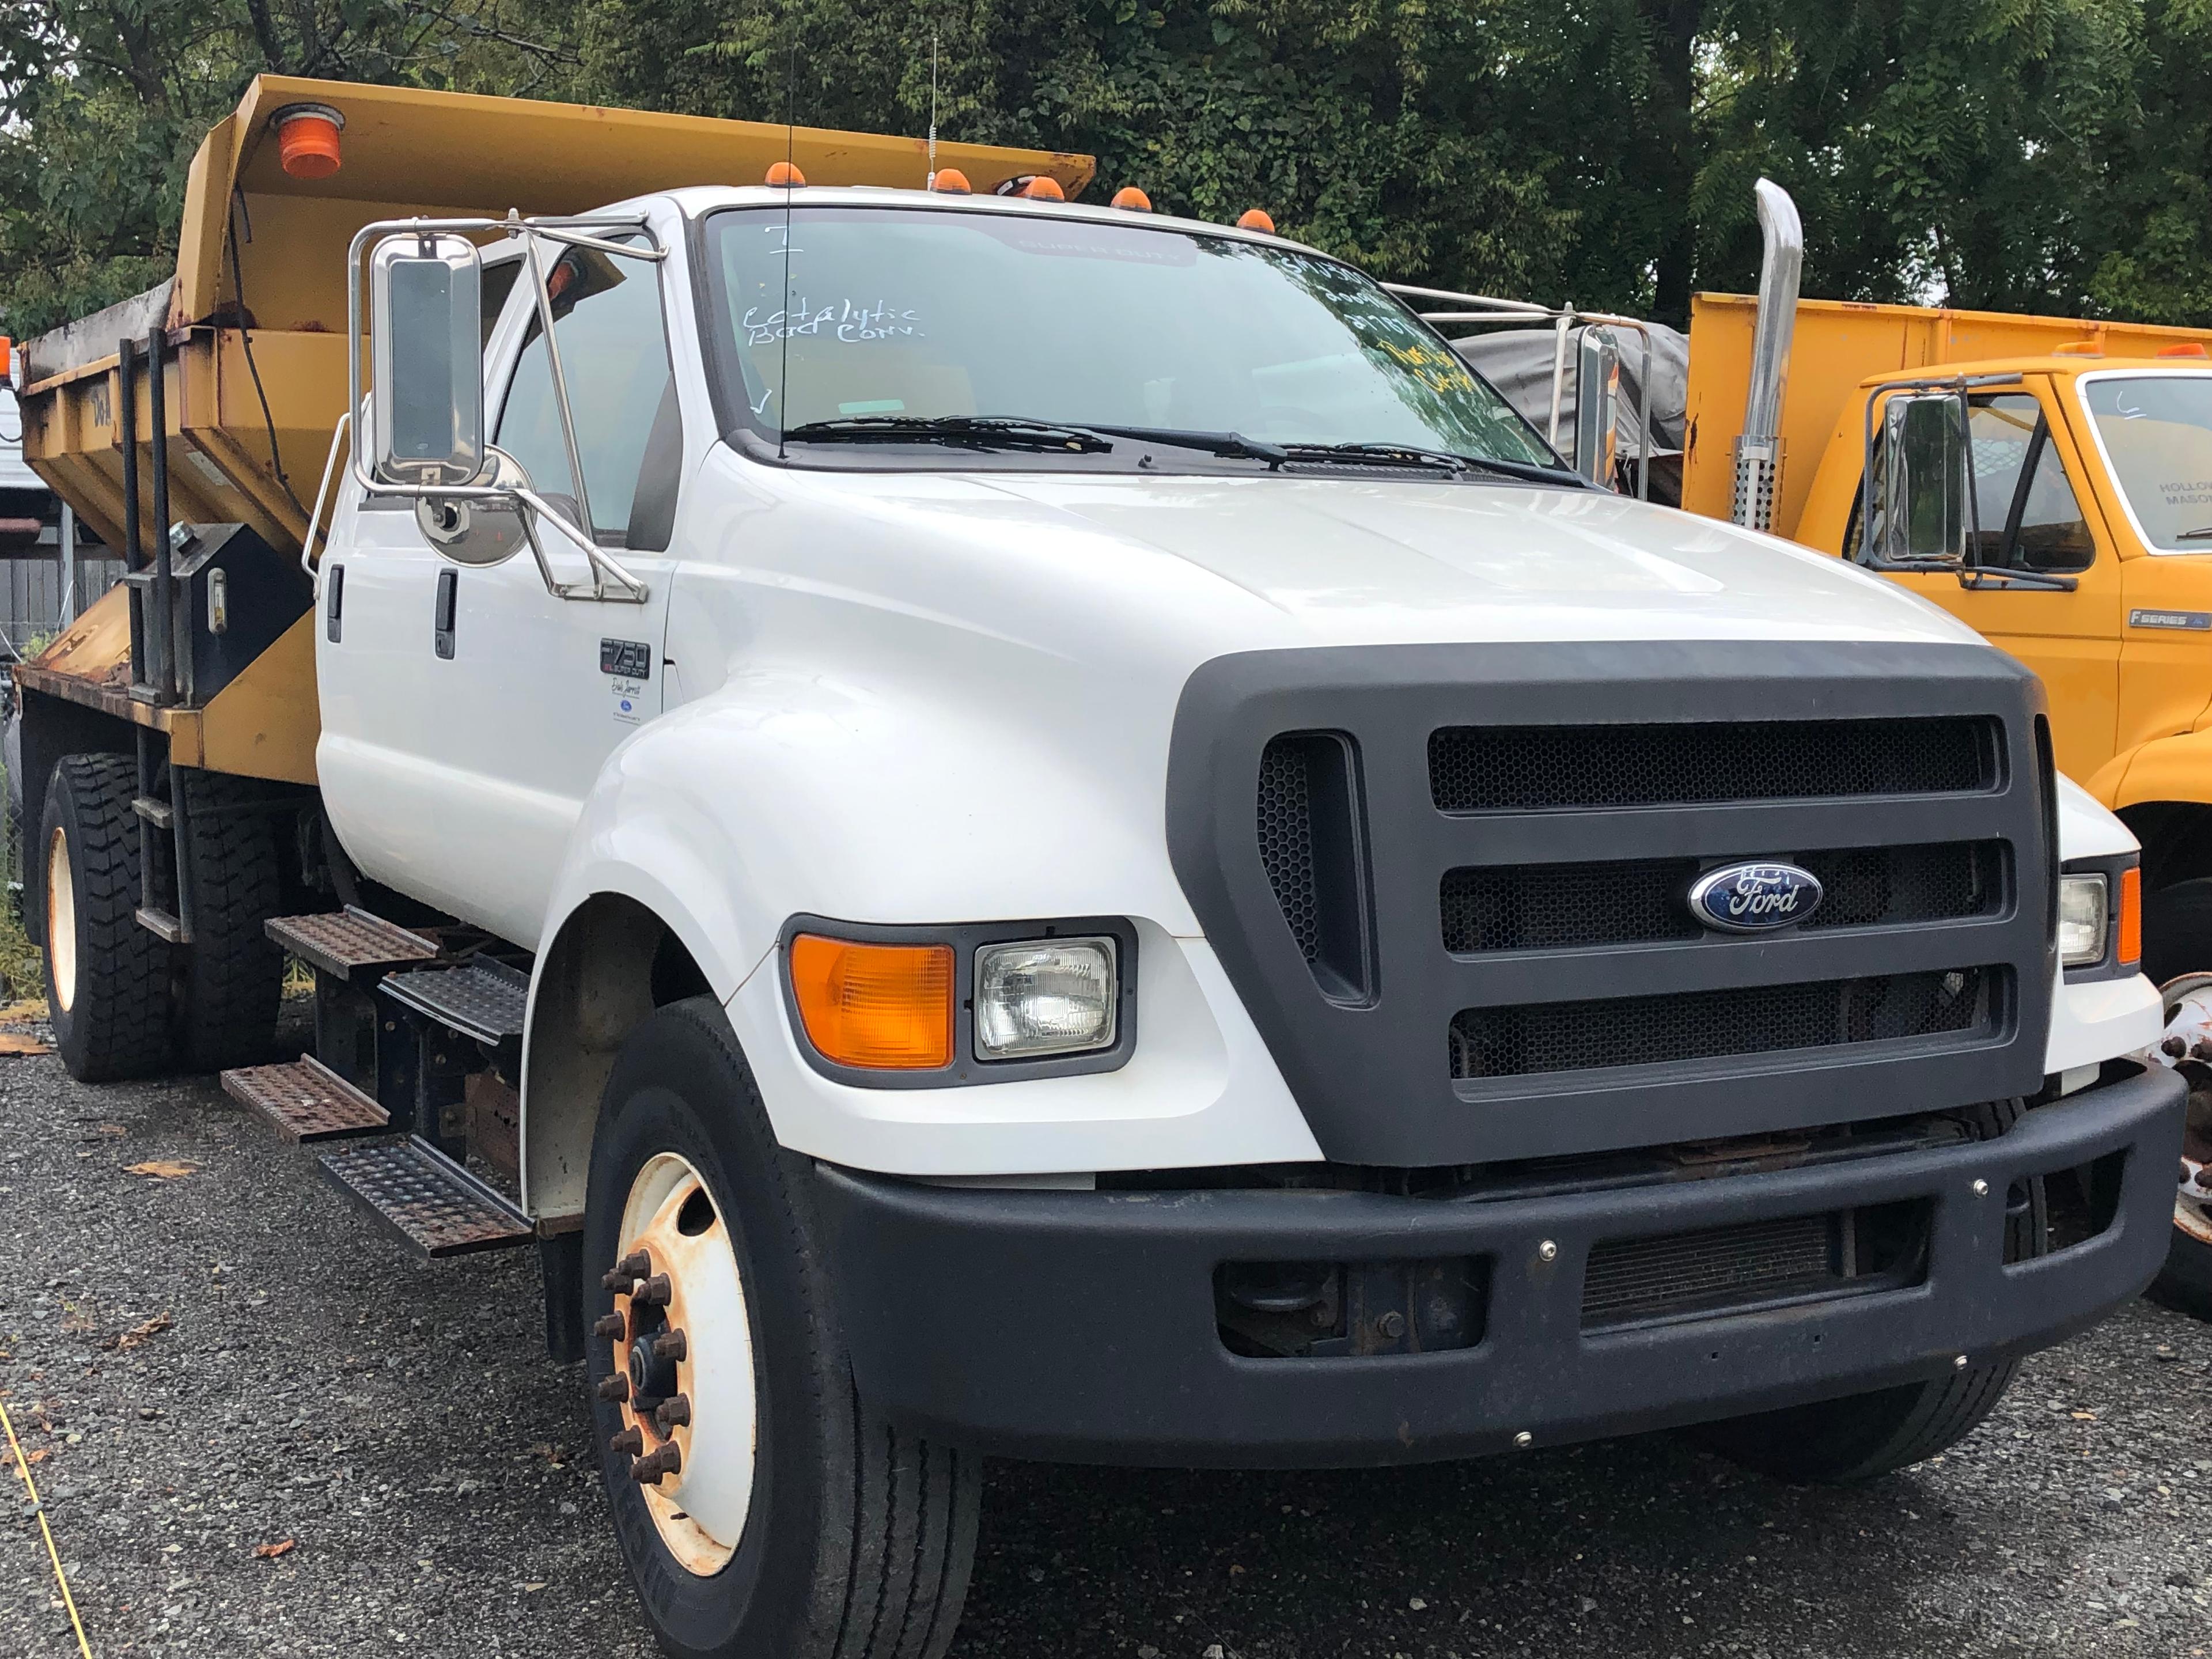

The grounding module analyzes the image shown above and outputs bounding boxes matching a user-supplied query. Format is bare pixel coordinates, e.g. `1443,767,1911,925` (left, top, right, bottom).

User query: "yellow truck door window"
1848,387,2120,777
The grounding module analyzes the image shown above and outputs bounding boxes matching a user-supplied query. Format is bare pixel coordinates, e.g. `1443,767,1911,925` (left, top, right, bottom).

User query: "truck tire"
1687,1099,2041,1483
2137,896,2212,1321
583,997,980,1659
41,754,173,1081
171,770,285,1072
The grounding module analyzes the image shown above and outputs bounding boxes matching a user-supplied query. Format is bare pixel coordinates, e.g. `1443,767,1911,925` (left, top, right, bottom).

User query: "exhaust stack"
1732,179,1803,532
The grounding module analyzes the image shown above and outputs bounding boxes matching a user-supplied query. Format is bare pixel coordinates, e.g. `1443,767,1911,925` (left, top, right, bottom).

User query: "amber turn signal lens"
2159,343,2210,359
2119,864,2142,968
766,160,807,187
1020,176,1066,200
1237,208,1276,233
1111,185,1152,211
931,167,972,195
789,934,954,1069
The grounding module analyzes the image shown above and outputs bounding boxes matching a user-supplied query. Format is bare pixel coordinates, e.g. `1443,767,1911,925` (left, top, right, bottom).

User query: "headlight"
2058,873,2109,968
975,937,1119,1059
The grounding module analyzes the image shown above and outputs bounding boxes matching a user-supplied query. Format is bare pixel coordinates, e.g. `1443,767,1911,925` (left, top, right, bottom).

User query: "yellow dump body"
1680,293,2212,542
20,74,1096,558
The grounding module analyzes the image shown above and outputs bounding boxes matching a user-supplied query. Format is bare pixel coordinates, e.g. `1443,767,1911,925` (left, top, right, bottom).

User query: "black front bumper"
816,1064,2184,1468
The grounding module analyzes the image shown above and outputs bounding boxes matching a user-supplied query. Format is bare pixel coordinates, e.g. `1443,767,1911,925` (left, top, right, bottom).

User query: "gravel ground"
3,1052,2211,1659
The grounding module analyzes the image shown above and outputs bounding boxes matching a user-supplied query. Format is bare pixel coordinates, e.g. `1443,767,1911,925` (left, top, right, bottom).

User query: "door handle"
325,564,344,643
434,568,457,660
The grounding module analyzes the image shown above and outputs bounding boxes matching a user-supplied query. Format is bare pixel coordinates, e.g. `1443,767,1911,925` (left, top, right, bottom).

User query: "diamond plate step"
318,1136,533,1259
221,1055,389,1143
381,960,529,1046
268,907,440,978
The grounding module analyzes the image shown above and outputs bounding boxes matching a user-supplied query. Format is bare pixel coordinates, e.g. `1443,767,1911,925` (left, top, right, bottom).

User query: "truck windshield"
700,204,1558,472
2081,374,2212,551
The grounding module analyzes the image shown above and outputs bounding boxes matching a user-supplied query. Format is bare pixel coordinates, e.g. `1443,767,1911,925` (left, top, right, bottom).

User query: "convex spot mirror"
1877,391,1969,566
370,232,485,487
415,446,531,566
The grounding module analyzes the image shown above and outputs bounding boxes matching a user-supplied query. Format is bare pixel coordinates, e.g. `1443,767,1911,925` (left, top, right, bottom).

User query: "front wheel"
2143,963,2212,1320
583,997,979,1659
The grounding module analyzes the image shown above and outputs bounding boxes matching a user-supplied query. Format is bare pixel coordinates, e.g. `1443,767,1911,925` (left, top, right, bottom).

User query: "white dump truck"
14,76,2184,1658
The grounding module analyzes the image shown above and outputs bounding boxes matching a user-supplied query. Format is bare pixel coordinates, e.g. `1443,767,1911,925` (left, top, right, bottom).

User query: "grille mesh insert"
1581,1214,1836,1325
1449,967,1995,1080
1440,842,2003,954
1428,717,1997,813
1258,738,1321,961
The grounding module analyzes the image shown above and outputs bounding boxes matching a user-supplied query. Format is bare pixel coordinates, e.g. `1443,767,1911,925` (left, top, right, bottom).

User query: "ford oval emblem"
1687,862,1824,933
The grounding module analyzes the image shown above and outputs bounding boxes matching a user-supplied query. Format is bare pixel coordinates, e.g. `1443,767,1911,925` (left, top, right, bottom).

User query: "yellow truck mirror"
1875,391,1969,567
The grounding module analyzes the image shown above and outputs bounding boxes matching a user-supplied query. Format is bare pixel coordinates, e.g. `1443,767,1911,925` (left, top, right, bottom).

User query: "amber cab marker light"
766,160,807,187
2159,343,2210,359
2052,341,2104,357
1111,186,1153,212
1237,208,1276,233
1021,176,1066,200
2119,865,2143,968
932,167,972,195
0,337,11,382
789,934,955,1070
272,103,345,180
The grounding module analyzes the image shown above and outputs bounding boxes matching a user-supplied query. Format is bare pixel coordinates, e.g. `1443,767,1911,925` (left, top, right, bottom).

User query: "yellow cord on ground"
0,1392,94,1658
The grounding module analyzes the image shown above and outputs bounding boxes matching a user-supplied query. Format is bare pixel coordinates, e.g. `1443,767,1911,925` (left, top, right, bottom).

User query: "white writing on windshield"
743,296,922,347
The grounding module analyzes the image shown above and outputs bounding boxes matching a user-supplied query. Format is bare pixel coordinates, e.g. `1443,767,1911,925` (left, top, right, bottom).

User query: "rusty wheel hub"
2151,975,2212,1248
601,1153,757,1577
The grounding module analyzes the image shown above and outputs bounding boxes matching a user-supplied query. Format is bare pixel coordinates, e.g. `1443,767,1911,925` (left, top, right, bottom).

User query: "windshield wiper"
782,415,1114,453
1278,441,1590,487
2177,526,2212,539
1079,425,1291,464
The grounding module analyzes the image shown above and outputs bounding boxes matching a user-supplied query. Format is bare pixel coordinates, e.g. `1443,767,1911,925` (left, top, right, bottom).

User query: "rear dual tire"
40,753,283,1082
584,998,979,1659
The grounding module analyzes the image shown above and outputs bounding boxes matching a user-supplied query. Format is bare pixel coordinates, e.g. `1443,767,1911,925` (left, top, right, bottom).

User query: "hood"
957,472,1980,650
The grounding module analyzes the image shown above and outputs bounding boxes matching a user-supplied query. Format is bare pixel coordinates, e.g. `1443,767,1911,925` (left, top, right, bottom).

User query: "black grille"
1582,1214,1833,1325
1428,717,1997,813
1449,967,1998,1080
1440,842,2003,954
1580,1200,1929,1328
1257,739,1321,961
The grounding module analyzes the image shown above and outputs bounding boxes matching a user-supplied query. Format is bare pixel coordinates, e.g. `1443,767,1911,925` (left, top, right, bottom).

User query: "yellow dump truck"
1438,184,2212,1316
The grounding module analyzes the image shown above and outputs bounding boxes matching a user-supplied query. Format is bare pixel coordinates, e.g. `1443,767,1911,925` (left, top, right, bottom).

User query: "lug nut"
632,1444,682,1484
1374,1311,1406,1340
656,1394,692,1432
596,1374,630,1404
635,1274,674,1307
2165,1036,2190,1058
600,1267,639,1293
618,1250,651,1278
592,1313,627,1342
608,1426,643,1457
652,1328,687,1363
2191,1037,2212,1063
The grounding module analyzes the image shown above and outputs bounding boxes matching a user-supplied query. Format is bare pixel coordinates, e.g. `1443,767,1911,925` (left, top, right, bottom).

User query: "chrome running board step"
267,906,441,978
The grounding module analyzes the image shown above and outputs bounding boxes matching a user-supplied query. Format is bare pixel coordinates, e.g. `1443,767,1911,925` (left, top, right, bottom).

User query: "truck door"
1857,386,2120,779
317,233,679,949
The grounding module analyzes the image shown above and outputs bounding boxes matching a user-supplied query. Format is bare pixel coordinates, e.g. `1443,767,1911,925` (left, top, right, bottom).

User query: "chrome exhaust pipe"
1731,179,1802,532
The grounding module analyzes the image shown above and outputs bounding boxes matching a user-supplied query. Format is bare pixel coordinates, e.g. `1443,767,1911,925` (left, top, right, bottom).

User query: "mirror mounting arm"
1958,567,2080,593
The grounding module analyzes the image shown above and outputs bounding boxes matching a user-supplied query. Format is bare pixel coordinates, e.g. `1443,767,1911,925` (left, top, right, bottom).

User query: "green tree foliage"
0,0,582,334
5,0,2212,338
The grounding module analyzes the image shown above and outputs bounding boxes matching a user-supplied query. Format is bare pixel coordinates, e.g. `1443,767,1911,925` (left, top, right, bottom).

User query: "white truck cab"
16,79,2184,1659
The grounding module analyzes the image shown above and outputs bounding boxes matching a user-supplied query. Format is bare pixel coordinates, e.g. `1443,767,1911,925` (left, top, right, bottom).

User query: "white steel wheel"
2153,974,2212,1252
44,824,75,1014
608,1152,757,1577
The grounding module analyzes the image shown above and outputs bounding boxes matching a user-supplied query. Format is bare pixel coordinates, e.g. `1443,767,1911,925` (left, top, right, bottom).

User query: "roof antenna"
777,33,797,460
926,29,940,191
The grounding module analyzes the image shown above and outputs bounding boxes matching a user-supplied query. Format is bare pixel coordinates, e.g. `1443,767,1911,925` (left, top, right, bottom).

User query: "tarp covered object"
1450,322,1690,505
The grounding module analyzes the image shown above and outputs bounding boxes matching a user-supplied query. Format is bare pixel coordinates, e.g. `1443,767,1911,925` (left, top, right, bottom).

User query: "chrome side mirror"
369,232,485,486
1873,392,1968,567
415,446,531,566
1574,327,1621,489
